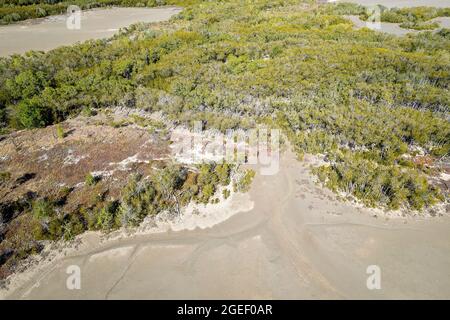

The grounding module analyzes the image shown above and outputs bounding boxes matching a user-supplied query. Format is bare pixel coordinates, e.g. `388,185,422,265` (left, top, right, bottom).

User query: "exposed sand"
0,7,182,57
0,113,170,219
1,148,449,299
1,0,449,299
340,0,450,37
341,0,450,8
345,15,450,36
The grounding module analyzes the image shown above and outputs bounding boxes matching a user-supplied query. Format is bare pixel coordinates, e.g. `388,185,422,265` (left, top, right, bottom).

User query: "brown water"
342,0,450,8
345,15,450,36
0,7,181,57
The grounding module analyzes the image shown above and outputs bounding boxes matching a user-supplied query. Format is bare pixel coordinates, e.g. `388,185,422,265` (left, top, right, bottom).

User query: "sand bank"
0,7,182,57
2,148,450,299
345,15,450,36
341,0,450,8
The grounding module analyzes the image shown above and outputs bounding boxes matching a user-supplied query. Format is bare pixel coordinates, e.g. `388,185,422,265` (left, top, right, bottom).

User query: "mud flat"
1,147,450,299
345,15,450,36
0,7,182,57
340,0,450,36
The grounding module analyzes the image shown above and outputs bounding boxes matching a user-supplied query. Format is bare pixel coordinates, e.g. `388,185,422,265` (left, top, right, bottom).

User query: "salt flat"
2,148,449,299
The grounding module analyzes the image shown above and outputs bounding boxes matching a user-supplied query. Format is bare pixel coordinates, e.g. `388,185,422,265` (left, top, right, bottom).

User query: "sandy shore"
0,7,182,57
345,15,450,36
341,0,450,36
341,0,450,8
1,147,449,299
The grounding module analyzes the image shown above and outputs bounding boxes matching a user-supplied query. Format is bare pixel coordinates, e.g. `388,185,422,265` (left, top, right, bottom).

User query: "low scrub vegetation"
0,0,197,25
0,0,449,280
0,0,448,211
328,2,450,30
0,161,245,278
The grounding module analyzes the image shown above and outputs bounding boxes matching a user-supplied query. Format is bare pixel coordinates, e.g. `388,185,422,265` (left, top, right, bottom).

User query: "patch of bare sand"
2,148,450,299
340,0,450,8
0,113,169,211
344,15,450,36
0,7,182,57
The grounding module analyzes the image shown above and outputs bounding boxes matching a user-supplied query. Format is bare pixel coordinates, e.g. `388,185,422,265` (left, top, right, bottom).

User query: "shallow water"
0,7,181,57
337,0,450,36
341,0,450,8
346,15,450,36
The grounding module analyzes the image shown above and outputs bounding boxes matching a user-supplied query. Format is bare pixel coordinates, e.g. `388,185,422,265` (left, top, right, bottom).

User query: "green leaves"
0,0,447,210
85,173,100,186
15,96,54,129
32,198,55,221
314,151,443,210
113,58,135,79
95,201,120,231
